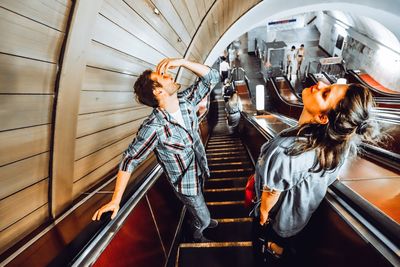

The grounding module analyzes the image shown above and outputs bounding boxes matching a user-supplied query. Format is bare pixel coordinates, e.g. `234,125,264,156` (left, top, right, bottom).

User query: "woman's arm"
259,187,281,225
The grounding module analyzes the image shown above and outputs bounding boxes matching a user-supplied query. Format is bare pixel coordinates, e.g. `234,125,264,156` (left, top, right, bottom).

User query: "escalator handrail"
281,75,303,102
348,70,400,97
268,77,303,107
71,165,164,266
330,182,400,247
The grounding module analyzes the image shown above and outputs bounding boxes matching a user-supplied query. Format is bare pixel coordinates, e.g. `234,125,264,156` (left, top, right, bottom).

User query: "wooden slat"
0,125,50,166
150,0,191,46
0,53,56,94
0,95,53,131
78,91,138,114
0,8,64,63
196,0,206,18
86,41,155,76
0,179,48,232
0,204,48,255
210,11,220,38
179,69,197,86
0,152,49,200
73,153,157,199
82,66,136,92
0,0,71,31
92,14,165,65
72,155,121,199
101,0,185,57
75,119,146,160
73,134,134,181
185,0,201,26
170,0,196,36
76,107,151,138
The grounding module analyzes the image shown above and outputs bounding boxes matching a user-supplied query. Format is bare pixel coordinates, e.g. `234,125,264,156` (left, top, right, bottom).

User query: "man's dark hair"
134,70,161,107
291,45,296,49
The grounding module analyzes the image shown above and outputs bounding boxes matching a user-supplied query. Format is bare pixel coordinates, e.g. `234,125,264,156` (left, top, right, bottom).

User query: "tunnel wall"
0,0,71,255
0,0,261,256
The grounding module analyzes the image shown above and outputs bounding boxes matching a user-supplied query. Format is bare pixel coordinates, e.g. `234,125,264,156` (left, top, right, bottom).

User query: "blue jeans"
175,191,211,239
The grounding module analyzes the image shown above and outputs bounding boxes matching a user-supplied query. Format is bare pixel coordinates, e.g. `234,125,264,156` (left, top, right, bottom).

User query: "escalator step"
208,161,252,169
210,169,253,178
205,177,248,189
203,218,253,242
177,242,254,267
204,187,245,202
207,151,248,158
207,201,249,218
207,147,246,153
207,156,249,163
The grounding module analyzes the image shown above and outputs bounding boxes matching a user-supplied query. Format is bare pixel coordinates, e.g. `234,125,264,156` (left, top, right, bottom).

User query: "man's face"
302,81,348,118
151,72,181,96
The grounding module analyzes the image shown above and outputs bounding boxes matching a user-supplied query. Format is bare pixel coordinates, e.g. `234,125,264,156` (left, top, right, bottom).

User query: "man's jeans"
175,191,211,239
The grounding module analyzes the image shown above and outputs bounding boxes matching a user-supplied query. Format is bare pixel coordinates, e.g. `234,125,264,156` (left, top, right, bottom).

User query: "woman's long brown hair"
282,84,381,173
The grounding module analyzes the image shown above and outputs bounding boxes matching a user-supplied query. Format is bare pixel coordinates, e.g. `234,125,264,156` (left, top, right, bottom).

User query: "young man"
92,58,220,242
286,45,296,77
219,56,230,83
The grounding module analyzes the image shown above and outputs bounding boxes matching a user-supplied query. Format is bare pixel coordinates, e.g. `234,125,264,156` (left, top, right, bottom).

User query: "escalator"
176,99,255,266
346,70,400,97
3,80,398,267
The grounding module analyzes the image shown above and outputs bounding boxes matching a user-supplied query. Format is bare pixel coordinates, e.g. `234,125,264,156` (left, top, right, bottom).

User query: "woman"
225,90,242,130
296,44,305,74
252,82,380,264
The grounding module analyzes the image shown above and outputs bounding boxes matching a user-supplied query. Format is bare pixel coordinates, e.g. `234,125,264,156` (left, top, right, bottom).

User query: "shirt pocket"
163,136,189,154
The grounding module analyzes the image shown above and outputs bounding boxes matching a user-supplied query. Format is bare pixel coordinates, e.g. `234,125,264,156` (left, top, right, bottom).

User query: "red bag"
245,174,256,208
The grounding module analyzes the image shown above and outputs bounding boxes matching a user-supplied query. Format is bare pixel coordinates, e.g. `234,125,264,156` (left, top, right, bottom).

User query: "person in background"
286,45,296,77
228,44,236,68
296,44,305,75
252,81,381,264
225,90,242,132
92,58,220,243
219,56,230,83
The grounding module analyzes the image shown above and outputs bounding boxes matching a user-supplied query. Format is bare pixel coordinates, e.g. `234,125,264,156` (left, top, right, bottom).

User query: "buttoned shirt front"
119,68,220,196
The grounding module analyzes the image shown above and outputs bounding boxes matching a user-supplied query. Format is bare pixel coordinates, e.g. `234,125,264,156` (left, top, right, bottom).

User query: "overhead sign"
319,56,343,65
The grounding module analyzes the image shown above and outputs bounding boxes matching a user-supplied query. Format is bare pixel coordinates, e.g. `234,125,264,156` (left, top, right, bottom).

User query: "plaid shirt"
119,68,220,196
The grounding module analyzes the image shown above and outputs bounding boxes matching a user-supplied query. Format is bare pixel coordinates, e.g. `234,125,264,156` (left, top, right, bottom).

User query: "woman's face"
302,82,348,122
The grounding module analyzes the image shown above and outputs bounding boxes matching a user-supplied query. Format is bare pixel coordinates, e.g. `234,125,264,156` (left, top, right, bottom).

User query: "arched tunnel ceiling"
194,0,400,65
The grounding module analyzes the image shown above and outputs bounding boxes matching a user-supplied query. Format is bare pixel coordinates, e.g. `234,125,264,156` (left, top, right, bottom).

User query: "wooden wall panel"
72,156,121,199
73,134,134,181
0,0,71,32
0,95,53,131
185,0,201,26
101,0,185,57
77,106,152,138
0,125,50,167
151,0,192,45
0,8,64,63
0,54,56,94
86,41,155,75
75,119,145,160
0,204,48,255
0,153,49,200
0,179,48,231
170,0,196,36
78,91,138,114
92,14,165,65
76,107,151,138
82,67,137,92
